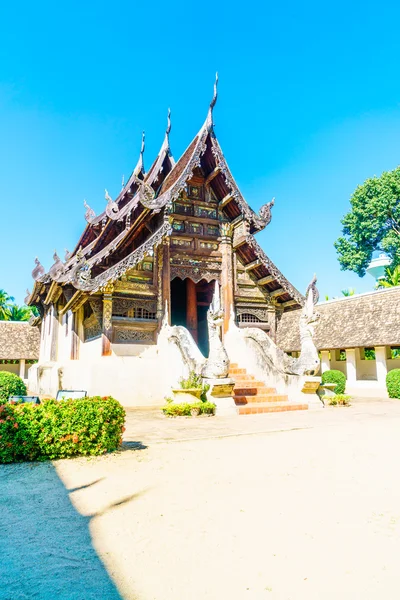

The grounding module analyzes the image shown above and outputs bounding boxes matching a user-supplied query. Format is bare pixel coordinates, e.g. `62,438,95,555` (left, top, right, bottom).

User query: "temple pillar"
345,348,357,385
19,359,26,380
267,305,277,342
70,310,80,360
375,346,388,385
102,284,114,356
186,279,198,342
220,223,234,335
161,239,171,324
320,350,330,373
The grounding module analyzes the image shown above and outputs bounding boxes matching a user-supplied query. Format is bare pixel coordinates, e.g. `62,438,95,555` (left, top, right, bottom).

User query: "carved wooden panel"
114,328,154,344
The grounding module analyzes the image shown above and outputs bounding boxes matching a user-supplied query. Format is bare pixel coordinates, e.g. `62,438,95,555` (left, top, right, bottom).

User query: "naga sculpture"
226,275,320,378
201,282,230,379
283,274,320,376
160,282,229,379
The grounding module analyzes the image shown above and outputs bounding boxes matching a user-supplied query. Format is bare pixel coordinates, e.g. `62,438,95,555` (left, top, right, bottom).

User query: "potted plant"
172,371,205,403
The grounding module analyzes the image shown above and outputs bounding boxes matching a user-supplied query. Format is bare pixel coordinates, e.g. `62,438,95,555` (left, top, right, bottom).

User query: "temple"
27,77,317,409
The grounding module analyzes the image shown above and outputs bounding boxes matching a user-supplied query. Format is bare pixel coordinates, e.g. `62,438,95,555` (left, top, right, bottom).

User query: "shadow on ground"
0,455,146,600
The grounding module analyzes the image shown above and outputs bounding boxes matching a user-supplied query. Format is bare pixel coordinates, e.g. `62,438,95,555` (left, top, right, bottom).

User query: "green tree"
0,289,14,321
8,305,34,322
376,264,400,288
335,166,400,276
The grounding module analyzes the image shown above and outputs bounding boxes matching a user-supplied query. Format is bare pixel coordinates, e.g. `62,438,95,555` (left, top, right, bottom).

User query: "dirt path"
2,400,400,599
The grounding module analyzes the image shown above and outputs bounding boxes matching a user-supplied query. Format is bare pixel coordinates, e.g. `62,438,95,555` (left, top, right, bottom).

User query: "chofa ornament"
32,258,45,281
258,198,275,227
48,251,65,281
84,199,96,224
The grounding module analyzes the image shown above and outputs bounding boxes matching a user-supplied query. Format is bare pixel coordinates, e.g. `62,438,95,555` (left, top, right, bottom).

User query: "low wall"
28,342,189,407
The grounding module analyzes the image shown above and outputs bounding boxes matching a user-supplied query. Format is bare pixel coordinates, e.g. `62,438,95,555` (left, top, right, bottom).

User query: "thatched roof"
0,322,40,360
276,287,400,351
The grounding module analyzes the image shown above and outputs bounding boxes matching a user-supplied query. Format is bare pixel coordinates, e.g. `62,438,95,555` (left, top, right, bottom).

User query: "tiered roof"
27,76,303,313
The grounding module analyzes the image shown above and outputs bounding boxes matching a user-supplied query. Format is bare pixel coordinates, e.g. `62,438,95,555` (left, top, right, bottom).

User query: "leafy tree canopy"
335,166,400,276
0,289,37,322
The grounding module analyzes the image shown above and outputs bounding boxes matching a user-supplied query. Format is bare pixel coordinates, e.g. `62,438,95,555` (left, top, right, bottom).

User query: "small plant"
321,369,346,394
335,394,351,406
179,371,203,389
329,397,338,406
386,369,400,398
162,401,216,417
0,372,27,403
179,371,210,402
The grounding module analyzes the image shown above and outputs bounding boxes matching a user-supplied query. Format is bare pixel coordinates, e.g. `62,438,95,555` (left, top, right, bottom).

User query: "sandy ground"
2,399,400,599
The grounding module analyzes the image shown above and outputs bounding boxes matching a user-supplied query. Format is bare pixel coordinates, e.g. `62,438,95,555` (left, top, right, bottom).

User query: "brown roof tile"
0,322,40,360
276,287,400,351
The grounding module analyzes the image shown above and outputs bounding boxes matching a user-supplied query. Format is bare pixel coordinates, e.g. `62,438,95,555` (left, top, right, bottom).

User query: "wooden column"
70,310,80,360
220,223,234,335
102,285,114,356
186,279,198,342
161,239,171,324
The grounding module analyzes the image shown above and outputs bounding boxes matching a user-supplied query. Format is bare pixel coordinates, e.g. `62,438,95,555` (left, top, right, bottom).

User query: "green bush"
0,396,125,464
0,371,26,403
321,369,346,394
386,369,400,398
162,400,216,417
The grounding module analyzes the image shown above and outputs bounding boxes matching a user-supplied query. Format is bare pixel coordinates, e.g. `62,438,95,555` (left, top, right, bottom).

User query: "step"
234,387,277,396
234,394,289,405
230,374,256,382
233,380,268,389
229,368,247,375
238,402,308,415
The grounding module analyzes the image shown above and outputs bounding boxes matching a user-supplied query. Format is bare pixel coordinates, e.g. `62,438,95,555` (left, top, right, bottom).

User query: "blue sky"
1,0,400,304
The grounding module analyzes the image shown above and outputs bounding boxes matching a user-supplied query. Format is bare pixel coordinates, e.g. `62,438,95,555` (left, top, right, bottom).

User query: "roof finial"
141,130,145,156
166,108,171,136
207,72,219,129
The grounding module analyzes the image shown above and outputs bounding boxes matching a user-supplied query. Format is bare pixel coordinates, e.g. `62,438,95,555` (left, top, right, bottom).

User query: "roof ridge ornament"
32,257,45,281
49,250,65,281
84,199,96,224
163,108,172,150
258,198,275,227
105,189,121,220
133,131,145,176
206,72,219,131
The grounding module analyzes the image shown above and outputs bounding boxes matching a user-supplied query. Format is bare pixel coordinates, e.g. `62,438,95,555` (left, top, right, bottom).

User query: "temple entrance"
170,278,215,356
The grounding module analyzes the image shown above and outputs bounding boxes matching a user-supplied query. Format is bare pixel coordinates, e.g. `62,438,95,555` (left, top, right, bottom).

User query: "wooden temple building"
27,77,305,404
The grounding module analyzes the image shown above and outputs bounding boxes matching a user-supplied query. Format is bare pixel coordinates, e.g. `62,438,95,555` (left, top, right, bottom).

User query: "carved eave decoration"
44,282,63,306
59,289,87,316
244,235,304,308
67,218,173,293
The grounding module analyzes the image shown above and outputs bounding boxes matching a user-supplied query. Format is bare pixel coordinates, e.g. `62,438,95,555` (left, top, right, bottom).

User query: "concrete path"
2,398,400,599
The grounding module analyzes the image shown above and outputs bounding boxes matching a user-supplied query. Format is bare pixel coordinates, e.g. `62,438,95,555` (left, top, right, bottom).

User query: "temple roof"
27,76,303,312
0,322,40,360
276,287,400,351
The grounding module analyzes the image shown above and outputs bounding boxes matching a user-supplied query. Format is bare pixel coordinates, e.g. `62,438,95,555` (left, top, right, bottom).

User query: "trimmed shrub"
321,369,346,394
0,371,26,403
162,400,216,417
386,369,400,398
0,396,125,464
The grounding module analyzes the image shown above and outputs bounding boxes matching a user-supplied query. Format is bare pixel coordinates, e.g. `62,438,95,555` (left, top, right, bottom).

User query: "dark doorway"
170,278,215,357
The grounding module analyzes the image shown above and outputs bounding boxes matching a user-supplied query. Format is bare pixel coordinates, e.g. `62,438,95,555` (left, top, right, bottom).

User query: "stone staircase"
229,363,308,415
